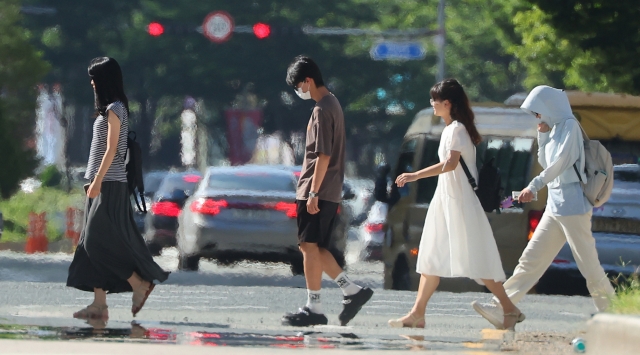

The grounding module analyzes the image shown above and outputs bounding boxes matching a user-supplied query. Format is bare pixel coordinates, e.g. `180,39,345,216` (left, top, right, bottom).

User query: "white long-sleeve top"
521,86,592,216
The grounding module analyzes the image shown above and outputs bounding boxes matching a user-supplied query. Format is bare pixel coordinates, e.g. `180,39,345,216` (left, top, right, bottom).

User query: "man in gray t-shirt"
281,56,372,328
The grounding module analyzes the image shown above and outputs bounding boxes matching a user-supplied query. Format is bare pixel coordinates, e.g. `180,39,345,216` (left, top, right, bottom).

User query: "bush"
0,187,84,242
609,273,640,315
39,165,63,188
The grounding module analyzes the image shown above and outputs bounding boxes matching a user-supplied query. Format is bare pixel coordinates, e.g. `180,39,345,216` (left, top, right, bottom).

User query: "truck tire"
178,254,200,271
392,255,411,291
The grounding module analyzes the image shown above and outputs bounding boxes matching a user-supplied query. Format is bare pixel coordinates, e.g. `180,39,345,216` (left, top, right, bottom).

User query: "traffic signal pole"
201,2,448,81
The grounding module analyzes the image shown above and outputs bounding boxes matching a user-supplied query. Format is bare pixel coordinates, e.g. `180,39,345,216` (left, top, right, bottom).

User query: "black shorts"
296,199,339,249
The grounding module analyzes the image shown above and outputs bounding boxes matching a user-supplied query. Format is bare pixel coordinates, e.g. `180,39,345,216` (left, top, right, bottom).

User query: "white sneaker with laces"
472,300,504,329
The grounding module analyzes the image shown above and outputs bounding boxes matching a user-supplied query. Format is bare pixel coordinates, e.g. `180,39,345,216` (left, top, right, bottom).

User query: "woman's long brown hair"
430,79,482,145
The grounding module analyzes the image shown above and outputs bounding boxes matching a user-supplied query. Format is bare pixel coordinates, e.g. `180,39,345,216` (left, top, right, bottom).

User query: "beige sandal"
73,304,108,320
388,313,425,328
132,281,155,317
503,308,525,331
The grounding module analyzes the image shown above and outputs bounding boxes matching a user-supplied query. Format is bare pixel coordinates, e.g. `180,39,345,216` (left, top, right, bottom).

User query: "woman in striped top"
67,57,169,321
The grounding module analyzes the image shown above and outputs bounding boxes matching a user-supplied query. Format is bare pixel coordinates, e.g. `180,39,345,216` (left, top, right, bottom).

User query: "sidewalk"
586,313,640,355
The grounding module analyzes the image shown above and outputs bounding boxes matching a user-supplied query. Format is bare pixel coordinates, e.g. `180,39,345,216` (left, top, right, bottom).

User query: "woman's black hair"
88,57,129,117
430,78,481,145
285,55,325,88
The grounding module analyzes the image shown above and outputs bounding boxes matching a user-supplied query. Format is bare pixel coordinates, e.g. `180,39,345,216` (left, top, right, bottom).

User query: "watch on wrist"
308,191,318,198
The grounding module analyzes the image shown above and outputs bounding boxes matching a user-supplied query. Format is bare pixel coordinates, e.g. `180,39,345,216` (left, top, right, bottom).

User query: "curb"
586,313,640,354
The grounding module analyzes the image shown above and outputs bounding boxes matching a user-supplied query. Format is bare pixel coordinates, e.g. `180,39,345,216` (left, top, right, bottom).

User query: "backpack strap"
133,190,147,213
459,157,478,190
570,117,590,142
140,191,147,212
573,163,584,183
570,118,588,183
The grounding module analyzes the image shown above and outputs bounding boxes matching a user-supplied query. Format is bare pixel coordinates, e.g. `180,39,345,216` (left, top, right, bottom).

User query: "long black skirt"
67,181,169,293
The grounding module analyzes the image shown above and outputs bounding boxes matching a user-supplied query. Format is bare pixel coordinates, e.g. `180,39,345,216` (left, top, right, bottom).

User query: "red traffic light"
147,22,164,36
253,22,271,39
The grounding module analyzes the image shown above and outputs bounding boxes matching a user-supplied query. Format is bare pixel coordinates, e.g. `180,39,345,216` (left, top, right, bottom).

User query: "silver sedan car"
537,164,640,295
176,165,348,273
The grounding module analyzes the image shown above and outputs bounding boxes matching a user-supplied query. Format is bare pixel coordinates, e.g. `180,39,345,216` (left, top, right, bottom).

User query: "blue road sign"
370,42,426,61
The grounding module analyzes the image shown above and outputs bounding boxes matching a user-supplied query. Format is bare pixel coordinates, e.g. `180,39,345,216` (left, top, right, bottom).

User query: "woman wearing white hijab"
472,86,615,329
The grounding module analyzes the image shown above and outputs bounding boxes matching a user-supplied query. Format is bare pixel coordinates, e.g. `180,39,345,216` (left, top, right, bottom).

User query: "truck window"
416,138,440,203
374,138,418,207
478,137,533,200
393,138,417,179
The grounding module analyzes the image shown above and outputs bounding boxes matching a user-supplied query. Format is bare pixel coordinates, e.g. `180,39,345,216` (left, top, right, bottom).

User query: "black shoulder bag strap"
573,163,584,183
459,157,478,191
133,192,146,213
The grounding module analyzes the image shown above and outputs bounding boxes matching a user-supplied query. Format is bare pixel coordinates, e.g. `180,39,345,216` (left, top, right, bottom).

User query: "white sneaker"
472,300,504,329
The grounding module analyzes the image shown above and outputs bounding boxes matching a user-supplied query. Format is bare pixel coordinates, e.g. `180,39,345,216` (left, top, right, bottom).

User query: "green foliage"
19,0,636,174
0,187,84,242
610,274,640,315
0,103,39,199
23,0,524,144
38,165,63,188
507,0,640,94
0,0,50,197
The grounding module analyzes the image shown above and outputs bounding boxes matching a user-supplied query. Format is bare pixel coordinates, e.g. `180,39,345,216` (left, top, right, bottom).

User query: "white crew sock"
306,290,323,314
334,272,362,296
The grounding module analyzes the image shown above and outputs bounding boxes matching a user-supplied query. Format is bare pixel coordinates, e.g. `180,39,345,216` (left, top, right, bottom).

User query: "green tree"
23,0,528,174
0,0,50,198
504,0,640,94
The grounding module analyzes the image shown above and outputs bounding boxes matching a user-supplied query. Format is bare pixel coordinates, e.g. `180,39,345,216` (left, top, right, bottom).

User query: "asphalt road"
0,246,597,354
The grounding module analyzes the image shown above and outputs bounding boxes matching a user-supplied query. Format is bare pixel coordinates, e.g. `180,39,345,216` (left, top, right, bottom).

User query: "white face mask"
295,81,312,100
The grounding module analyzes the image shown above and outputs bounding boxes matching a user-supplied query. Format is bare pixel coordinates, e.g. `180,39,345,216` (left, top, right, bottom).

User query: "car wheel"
290,257,305,276
178,254,200,271
147,242,163,256
392,255,411,291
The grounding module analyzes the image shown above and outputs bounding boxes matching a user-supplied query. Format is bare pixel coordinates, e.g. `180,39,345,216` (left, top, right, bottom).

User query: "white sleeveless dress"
416,121,506,284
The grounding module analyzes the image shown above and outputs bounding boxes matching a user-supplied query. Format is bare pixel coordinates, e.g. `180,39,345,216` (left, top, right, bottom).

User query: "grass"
0,187,85,243
609,274,640,315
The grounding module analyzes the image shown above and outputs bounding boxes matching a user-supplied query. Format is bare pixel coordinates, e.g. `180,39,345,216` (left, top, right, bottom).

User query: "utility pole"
436,0,446,82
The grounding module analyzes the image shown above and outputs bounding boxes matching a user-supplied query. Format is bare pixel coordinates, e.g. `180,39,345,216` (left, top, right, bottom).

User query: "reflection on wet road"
0,319,504,352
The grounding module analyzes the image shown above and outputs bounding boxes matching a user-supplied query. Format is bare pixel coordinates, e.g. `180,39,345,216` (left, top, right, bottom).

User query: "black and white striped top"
85,101,128,182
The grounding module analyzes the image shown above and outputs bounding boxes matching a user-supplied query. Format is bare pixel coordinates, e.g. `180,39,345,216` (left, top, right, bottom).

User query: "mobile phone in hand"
512,191,537,201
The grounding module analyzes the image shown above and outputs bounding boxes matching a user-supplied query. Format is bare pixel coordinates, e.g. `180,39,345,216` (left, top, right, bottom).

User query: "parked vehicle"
284,164,360,225
176,165,353,273
382,106,545,292
132,170,170,233
536,164,640,295
144,171,171,198
355,201,388,261
144,171,202,255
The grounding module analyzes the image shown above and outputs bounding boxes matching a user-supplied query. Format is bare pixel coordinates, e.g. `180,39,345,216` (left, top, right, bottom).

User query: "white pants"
495,211,615,311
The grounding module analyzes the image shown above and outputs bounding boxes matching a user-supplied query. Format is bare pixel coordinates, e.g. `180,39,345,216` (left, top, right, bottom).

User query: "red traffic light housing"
147,22,164,36
253,22,271,39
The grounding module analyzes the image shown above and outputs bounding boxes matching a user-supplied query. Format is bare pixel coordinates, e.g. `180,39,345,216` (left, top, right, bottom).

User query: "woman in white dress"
388,79,524,330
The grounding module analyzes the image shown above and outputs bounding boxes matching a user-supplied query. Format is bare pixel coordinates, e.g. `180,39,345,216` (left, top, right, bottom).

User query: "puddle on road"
0,321,503,352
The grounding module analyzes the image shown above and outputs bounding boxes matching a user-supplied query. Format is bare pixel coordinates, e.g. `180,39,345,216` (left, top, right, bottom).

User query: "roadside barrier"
25,212,48,253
